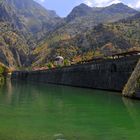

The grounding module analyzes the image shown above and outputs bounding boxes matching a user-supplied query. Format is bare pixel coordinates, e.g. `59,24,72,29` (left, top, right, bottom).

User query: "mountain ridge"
0,0,140,68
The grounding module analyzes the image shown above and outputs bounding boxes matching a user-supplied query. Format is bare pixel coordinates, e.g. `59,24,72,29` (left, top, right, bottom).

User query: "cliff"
123,59,140,98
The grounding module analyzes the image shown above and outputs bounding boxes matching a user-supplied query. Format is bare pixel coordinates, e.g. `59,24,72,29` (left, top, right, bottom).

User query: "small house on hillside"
54,56,64,66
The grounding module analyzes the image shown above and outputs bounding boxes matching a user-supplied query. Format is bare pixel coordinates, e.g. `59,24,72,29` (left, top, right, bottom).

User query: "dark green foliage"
0,64,9,76
64,59,70,66
0,66,5,74
47,63,54,69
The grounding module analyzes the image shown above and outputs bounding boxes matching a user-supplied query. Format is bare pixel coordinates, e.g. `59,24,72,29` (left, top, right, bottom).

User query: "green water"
0,81,140,140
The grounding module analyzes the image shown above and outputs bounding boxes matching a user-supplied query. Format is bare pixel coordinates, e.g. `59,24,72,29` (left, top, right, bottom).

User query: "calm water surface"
0,80,140,140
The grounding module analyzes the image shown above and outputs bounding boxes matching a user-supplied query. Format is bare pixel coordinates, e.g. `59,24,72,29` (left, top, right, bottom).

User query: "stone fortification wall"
12,56,140,91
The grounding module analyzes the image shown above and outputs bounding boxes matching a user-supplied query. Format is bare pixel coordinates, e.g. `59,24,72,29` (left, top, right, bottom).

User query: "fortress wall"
12,56,140,91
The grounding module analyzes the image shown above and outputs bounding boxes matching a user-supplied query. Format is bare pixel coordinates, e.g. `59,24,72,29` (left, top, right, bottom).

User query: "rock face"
0,0,61,67
12,55,140,92
0,0,62,42
123,59,140,98
64,3,138,35
9,0,61,33
66,3,93,22
66,3,138,22
0,0,25,34
0,22,29,67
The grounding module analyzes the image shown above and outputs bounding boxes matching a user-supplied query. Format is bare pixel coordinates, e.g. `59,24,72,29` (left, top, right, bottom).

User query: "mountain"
41,2,139,46
62,3,139,35
34,3,139,55
0,22,29,68
0,0,62,43
0,0,139,68
33,9,140,66
67,3,137,22
0,0,62,67
9,0,60,33
0,0,23,28
66,3,93,22
99,3,138,15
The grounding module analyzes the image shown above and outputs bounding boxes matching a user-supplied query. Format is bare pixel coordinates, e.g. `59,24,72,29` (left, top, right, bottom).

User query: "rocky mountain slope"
67,3,137,22
0,0,139,68
9,0,61,39
0,0,62,45
0,0,62,67
0,22,29,68
61,3,138,36
33,12,140,66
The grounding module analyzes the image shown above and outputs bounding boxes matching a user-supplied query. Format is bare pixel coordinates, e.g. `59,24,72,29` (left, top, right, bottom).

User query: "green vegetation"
47,63,54,69
0,66,5,75
0,64,9,86
64,59,71,66
0,64,9,75
0,0,140,68
35,12,140,66
0,22,29,67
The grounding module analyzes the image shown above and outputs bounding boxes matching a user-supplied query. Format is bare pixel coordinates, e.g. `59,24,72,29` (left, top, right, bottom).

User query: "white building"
54,56,64,66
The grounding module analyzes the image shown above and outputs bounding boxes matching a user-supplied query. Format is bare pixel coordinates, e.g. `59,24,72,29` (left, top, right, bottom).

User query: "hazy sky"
34,0,140,17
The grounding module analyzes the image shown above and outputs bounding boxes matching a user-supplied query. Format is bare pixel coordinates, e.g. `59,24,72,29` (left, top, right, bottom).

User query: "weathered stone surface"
123,58,140,98
12,56,140,92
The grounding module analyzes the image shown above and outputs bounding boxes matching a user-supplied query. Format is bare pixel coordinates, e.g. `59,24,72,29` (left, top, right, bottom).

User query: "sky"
34,0,140,17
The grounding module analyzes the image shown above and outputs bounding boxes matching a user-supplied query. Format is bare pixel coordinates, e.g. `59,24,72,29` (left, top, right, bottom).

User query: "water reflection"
0,80,140,139
0,75,5,87
122,97,140,127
